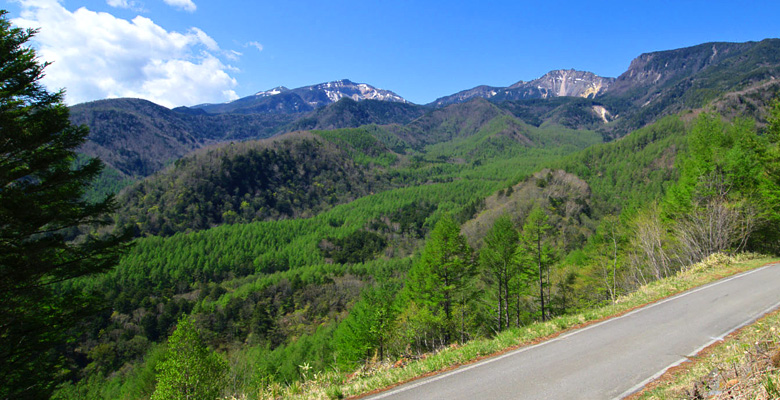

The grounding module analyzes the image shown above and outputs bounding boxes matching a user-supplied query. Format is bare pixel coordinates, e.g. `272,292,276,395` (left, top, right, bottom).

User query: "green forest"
2,12,780,400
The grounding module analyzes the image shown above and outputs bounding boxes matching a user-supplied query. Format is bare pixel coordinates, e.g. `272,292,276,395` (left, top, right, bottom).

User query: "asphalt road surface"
365,262,780,400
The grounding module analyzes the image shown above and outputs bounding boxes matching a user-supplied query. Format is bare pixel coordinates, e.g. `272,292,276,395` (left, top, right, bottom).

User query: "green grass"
247,253,776,400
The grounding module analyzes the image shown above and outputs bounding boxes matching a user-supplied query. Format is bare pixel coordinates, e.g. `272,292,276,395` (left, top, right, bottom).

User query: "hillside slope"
71,98,294,176
116,130,401,236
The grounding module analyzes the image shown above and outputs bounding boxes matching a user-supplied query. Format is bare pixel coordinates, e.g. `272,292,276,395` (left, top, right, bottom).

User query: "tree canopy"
151,317,227,400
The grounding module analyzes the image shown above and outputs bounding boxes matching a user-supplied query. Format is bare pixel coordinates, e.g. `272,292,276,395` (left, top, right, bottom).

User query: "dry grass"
634,310,780,400
233,253,776,400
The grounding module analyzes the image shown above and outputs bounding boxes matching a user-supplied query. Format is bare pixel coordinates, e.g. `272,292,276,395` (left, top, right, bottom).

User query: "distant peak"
306,79,407,104
508,69,615,98
510,69,609,88
430,70,615,107
254,86,290,97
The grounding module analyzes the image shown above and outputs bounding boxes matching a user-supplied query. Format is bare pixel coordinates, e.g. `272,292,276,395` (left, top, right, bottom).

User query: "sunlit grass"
237,253,776,399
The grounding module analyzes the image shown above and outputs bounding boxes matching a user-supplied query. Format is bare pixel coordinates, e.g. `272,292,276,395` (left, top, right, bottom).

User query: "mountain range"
429,69,615,107
71,39,780,179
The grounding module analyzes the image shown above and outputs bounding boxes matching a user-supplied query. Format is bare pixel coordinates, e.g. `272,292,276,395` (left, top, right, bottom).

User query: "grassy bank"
239,253,776,400
633,291,780,399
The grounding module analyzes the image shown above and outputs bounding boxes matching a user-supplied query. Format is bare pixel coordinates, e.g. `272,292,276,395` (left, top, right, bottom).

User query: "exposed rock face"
591,105,612,123
605,40,780,101
507,69,614,99
429,69,614,107
599,39,780,136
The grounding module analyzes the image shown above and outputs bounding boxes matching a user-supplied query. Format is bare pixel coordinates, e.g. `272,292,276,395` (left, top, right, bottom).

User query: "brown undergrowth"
632,302,780,400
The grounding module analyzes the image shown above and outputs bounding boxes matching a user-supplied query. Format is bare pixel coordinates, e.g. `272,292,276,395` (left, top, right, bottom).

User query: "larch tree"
479,215,518,332
664,113,768,262
404,215,473,345
518,206,553,322
151,317,227,400
333,277,398,369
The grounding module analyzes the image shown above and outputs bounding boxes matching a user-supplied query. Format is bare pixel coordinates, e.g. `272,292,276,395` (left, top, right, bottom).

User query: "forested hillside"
110,100,604,238
71,98,296,177
286,98,427,131
116,130,400,236
54,96,780,399
71,39,780,187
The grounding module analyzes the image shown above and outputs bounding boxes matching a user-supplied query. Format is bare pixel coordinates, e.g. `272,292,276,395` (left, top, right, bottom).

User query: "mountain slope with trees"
116,130,402,236
71,98,296,177
599,39,780,137
70,39,780,187
53,103,780,400
287,98,427,131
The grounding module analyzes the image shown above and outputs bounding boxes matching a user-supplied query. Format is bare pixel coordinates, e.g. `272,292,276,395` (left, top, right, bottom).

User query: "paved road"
366,263,780,400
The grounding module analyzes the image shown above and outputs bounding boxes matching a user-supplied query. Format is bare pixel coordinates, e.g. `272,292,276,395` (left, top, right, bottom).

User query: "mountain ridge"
72,38,780,179
430,69,615,108
190,79,407,115
598,38,780,136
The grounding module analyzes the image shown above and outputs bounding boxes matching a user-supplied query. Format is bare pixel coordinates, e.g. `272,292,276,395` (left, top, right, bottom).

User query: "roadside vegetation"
634,295,780,399
241,254,777,399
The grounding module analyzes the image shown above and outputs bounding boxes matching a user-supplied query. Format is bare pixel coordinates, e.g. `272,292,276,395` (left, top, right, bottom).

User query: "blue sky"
5,0,780,107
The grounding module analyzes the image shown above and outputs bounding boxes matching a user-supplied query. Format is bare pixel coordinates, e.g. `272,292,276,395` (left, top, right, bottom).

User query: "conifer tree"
519,207,553,321
333,283,396,369
404,215,473,344
0,12,127,398
479,215,518,331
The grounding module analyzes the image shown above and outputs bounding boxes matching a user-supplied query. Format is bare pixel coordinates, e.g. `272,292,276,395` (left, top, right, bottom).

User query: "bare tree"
674,170,760,264
674,198,758,264
631,204,672,280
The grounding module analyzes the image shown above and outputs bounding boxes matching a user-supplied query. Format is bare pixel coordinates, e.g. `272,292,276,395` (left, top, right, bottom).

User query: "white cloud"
12,0,238,107
106,0,130,8
162,0,196,12
190,27,218,51
225,50,242,61
245,41,263,52
106,0,140,10
106,0,146,13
